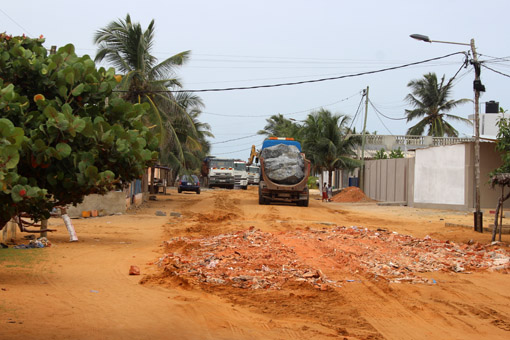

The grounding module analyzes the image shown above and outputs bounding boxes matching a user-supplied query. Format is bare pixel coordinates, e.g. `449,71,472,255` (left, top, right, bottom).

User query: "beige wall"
66,191,127,218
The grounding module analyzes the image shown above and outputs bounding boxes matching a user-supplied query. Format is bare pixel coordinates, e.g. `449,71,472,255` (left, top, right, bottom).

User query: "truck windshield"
210,160,234,168
247,166,259,173
234,163,246,171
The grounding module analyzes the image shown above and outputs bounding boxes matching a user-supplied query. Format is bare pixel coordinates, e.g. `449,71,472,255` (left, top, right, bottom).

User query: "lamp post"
410,34,484,233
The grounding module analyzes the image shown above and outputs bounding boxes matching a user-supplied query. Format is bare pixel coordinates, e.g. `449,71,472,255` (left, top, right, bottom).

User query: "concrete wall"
66,191,127,218
0,221,16,243
414,144,466,206
411,142,507,211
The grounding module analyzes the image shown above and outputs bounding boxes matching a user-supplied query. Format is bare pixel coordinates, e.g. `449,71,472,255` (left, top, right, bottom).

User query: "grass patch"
0,248,44,269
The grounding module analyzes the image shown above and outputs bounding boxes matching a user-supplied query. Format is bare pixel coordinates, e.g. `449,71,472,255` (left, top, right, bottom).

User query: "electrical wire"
0,9,33,36
348,93,366,133
482,64,510,78
201,91,361,118
214,147,253,156
210,134,259,145
368,99,407,121
112,51,466,94
372,108,395,136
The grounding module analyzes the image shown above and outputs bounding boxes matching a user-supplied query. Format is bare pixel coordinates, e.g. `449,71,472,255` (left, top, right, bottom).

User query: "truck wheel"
196,188,200,194
178,188,182,193
242,186,247,190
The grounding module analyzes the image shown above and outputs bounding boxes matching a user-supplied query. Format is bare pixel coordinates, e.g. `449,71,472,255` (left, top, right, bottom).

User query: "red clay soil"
330,186,374,203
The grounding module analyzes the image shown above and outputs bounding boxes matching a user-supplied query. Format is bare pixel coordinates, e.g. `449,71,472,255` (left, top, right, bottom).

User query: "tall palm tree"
302,109,361,184
405,72,471,137
168,92,213,177
257,114,302,140
94,14,199,165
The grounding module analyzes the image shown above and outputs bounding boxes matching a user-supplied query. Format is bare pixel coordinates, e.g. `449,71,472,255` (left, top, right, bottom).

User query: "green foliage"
302,109,362,183
94,15,202,170
389,147,404,158
375,148,388,160
492,117,510,175
258,114,303,141
405,72,471,137
0,34,158,228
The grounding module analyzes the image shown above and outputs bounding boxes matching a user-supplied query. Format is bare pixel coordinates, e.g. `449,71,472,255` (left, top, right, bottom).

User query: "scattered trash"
129,265,140,275
156,226,510,289
0,243,8,249
90,290,99,293
155,211,166,217
170,212,182,217
13,237,51,249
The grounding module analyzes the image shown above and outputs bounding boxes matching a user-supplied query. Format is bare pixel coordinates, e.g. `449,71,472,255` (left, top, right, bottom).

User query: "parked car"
178,174,200,194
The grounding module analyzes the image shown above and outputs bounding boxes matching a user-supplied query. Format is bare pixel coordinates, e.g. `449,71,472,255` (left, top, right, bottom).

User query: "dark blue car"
178,174,200,194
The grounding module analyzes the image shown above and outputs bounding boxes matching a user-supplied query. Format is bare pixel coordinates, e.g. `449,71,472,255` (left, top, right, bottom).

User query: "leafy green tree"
0,34,158,230
257,114,302,140
375,148,388,160
302,109,361,184
491,117,510,175
94,14,198,166
405,72,471,137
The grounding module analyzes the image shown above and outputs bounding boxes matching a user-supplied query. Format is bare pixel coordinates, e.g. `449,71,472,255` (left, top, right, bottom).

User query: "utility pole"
471,39,483,232
360,86,369,190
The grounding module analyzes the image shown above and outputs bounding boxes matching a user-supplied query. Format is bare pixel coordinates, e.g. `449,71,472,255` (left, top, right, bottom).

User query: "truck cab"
247,165,260,185
233,160,249,190
207,158,235,189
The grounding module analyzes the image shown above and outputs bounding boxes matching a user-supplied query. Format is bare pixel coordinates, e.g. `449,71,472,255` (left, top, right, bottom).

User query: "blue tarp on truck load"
261,139,302,151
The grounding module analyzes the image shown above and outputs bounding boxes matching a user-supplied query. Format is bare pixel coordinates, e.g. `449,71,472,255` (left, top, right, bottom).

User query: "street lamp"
410,34,484,233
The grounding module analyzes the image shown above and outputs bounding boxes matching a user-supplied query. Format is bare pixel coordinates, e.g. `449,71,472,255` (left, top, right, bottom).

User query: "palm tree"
168,92,213,177
257,114,302,140
94,14,199,165
405,72,471,137
302,109,361,184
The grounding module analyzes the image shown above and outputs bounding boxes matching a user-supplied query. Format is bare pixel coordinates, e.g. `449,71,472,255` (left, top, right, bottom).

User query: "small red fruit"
19,189,26,197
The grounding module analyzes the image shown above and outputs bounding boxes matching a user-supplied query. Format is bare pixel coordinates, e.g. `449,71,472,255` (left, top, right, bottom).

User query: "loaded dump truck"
257,137,310,206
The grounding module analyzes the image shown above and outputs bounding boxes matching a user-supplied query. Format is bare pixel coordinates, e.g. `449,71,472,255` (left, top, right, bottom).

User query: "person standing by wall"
322,182,328,202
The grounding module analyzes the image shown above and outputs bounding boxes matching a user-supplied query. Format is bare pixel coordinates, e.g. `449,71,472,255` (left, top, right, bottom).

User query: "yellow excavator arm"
247,145,259,165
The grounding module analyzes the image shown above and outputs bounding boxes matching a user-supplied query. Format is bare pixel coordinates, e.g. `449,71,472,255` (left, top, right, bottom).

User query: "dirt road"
1,187,509,339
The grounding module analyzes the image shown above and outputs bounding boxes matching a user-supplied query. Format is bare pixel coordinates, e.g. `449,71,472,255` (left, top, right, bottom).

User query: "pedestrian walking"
322,182,328,202
327,183,333,202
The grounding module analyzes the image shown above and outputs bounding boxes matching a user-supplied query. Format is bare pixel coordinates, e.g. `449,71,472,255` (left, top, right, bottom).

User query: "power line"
0,8,33,36
482,64,510,78
202,91,361,118
112,51,466,94
210,134,259,145
368,99,407,121
348,93,366,133
215,147,253,156
372,107,395,136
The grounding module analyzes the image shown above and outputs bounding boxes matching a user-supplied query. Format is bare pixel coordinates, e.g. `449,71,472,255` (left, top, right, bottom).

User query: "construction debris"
157,226,510,289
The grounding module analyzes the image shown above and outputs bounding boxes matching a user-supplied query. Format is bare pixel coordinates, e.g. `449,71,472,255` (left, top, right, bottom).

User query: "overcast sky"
2,1,510,160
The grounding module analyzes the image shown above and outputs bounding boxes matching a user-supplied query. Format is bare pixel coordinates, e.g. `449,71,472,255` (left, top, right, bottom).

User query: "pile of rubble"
157,226,510,289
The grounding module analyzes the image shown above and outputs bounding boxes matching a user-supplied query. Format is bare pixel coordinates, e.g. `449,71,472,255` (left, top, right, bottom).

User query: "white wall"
414,144,465,205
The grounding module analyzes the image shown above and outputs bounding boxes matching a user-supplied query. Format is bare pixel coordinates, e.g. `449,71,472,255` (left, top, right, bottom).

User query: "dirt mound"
331,186,373,202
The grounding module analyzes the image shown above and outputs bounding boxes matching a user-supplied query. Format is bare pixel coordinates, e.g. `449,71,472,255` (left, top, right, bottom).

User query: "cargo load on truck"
257,138,310,207
261,144,305,185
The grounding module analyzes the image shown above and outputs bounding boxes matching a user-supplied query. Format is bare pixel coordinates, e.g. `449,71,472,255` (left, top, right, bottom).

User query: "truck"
201,157,235,189
247,164,260,185
257,137,310,206
233,160,249,190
